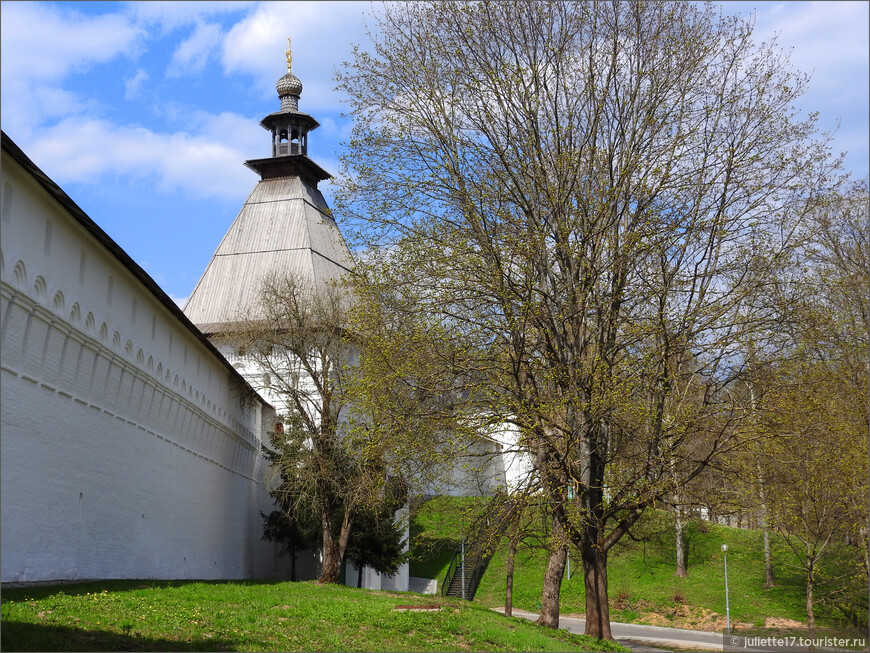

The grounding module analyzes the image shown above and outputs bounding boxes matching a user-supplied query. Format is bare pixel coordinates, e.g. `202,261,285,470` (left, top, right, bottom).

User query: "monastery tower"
184,40,353,338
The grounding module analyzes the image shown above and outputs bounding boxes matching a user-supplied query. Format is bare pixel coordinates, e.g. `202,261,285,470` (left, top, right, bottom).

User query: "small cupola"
245,38,331,186
262,37,319,158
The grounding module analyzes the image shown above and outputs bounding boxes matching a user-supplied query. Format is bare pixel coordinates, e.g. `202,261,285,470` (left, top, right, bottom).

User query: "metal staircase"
441,497,519,600
441,544,494,600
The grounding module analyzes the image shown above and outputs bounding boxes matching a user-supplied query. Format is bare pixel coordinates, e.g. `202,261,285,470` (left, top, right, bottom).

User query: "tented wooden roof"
183,175,353,334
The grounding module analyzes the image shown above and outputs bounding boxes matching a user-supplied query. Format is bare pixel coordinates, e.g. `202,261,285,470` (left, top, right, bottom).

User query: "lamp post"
461,513,466,600
566,547,571,581
566,482,574,580
722,544,731,634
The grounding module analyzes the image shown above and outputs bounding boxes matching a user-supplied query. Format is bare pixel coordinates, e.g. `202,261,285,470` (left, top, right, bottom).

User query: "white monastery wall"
432,435,509,497
0,144,289,583
487,423,535,493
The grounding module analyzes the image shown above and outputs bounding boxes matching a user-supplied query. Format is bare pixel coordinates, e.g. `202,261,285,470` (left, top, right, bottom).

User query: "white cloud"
718,1,868,175
170,294,190,309
0,2,142,141
0,2,143,82
128,1,254,33
26,117,257,200
167,22,224,78
124,68,150,100
221,1,377,111
0,2,269,202
197,110,265,157
751,2,868,87
3,0,864,204
0,76,106,142
759,2,868,174
317,115,354,143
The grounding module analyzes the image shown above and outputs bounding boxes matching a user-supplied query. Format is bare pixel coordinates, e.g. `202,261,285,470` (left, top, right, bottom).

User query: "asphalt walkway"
493,607,723,651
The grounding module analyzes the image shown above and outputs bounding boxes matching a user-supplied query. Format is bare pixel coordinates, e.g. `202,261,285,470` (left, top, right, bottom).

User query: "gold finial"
285,36,292,72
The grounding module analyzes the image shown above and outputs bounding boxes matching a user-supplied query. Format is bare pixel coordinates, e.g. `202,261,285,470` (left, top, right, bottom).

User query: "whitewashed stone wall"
0,143,289,583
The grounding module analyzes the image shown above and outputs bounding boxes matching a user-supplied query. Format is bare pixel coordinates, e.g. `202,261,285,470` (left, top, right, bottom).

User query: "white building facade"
0,135,288,583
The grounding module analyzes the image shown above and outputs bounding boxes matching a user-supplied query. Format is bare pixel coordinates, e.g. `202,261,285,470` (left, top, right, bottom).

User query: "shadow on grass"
0,578,286,601
409,536,459,583
1,621,235,652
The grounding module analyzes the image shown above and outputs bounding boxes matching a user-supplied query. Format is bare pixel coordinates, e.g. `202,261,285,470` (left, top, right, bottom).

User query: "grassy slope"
409,496,489,590
0,579,627,652
410,499,859,632
474,522,809,627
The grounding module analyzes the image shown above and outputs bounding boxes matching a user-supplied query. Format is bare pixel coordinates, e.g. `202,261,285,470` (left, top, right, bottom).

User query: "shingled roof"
182,175,353,334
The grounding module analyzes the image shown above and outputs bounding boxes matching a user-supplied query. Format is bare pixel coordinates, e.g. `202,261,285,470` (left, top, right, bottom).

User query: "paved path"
493,608,723,651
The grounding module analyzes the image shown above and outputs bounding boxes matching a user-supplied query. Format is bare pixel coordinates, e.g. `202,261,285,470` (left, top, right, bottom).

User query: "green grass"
411,499,866,634
0,579,628,652
475,521,811,625
4,500,862,651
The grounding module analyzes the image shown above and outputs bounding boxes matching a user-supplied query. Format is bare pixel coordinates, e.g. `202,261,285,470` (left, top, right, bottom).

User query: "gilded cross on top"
285,37,293,72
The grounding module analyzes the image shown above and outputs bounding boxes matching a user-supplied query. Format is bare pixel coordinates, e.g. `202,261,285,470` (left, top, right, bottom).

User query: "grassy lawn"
474,521,810,627
4,500,863,651
0,579,628,652
411,499,865,634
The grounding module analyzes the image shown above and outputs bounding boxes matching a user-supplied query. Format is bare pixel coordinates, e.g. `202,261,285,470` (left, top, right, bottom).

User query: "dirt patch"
624,640,715,652
393,604,442,612
637,604,752,632
765,617,805,629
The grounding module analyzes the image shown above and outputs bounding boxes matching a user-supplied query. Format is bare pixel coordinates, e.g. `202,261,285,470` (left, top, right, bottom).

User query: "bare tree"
761,374,866,637
805,180,869,590
345,278,498,495
755,180,869,630
338,1,839,637
229,273,391,583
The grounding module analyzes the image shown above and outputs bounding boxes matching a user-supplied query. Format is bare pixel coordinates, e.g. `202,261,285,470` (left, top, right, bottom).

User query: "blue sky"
2,1,868,305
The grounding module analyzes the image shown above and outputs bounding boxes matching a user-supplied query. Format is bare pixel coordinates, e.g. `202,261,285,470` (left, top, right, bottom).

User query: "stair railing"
441,550,461,597
442,496,520,600
464,545,493,600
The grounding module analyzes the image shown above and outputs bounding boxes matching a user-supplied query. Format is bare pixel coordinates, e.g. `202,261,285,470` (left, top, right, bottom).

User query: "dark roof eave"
0,130,272,409
244,155,332,185
259,110,320,131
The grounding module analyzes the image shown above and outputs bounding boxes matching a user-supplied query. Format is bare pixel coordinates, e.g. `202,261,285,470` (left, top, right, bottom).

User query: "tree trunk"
319,505,352,583
582,546,613,640
671,457,687,577
858,527,870,581
320,539,342,583
505,534,518,617
675,510,687,577
536,518,567,629
806,556,816,641
763,528,775,588
319,505,341,583
357,564,364,588
756,462,775,588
